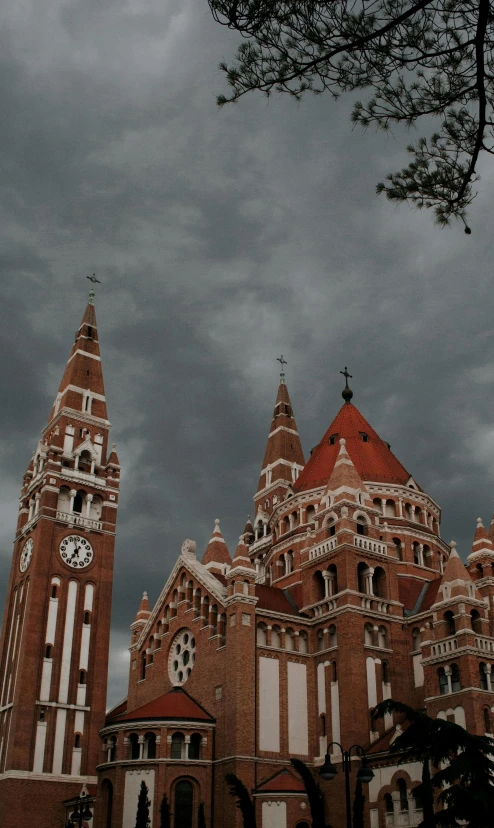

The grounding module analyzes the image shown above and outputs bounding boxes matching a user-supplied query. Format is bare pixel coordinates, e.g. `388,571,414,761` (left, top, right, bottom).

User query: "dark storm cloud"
1,0,494,705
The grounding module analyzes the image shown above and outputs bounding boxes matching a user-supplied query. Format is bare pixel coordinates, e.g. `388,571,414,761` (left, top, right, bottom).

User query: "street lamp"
69,785,93,828
319,742,374,828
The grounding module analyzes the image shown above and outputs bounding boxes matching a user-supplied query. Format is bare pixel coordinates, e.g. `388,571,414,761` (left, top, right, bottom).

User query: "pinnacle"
231,535,254,569
323,437,368,504
469,516,494,558
440,541,473,585
202,519,232,569
134,591,151,622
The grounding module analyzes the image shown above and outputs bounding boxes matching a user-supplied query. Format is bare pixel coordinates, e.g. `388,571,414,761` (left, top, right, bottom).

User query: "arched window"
480,663,489,690
382,661,390,684
45,644,52,659
384,793,393,815
74,733,81,748
364,623,374,646
328,564,338,595
313,571,325,602
256,623,267,646
372,567,386,598
298,631,308,653
129,733,139,760
384,500,396,518
329,625,337,647
357,562,369,594
108,736,116,762
101,779,113,828
444,611,456,636
397,778,408,812
412,628,421,651
285,628,295,651
413,542,421,565
476,563,484,579
451,664,461,692
193,589,201,617
144,732,156,759
89,494,103,520
271,625,281,648
188,733,202,759
326,518,336,537
412,785,423,810
174,780,193,828
471,610,482,633
79,450,92,470
51,584,58,598
73,490,85,514
356,516,367,536
373,498,382,514
438,667,448,695
156,620,162,637
378,626,388,649
79,670,87,685
84,611,91,625
317,629,324,651
171,733,185,759
484,708,492,733
393,538,403,561
56,486,71,514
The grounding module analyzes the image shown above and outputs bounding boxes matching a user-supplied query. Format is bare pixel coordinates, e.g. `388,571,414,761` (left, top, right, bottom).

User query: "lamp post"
319,742,374,828
69,785,93,828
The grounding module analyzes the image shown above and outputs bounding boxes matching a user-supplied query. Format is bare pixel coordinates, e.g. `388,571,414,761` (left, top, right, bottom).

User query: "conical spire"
230,535,255,570
47,299,109,424
202,519,232,571
256,375,305,495
134,591,151,622
468,517,494,560
435,541,475,601
323,438,369,505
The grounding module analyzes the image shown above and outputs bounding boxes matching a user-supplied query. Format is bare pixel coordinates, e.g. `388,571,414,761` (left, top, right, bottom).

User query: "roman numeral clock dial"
59,535,94,569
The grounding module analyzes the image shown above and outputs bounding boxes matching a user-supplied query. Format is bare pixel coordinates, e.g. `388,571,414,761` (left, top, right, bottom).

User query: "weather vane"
340,366,354,403
277,354,287,384
86,274,101,304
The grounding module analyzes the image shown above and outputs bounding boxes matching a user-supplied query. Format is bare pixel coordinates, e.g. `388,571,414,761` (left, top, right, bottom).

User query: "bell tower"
0,293,119,828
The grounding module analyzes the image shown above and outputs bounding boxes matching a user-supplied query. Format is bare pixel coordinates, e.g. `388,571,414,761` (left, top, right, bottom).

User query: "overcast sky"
2,0,494,708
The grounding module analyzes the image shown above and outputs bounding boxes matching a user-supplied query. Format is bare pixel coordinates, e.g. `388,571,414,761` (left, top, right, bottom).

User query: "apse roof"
106,686,214,724
293,402,414,492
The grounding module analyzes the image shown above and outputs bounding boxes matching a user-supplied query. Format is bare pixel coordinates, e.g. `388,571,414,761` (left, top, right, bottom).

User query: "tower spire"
254,369,305,513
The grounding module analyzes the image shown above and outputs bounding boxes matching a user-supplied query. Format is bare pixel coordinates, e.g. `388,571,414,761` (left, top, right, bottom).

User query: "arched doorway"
174,780,193,828
101,779,113,828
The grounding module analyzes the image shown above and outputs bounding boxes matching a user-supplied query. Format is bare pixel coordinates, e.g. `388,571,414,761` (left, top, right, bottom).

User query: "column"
445,665,452,694
74,454,80,470
28,499,35,521
366,567,375,595
263,522,268,537
138,736,145,759
85,493,93,518
397,498,403,517
90,458,96,474
34,493,41,515
419,544,424,567
322,572,331,598
69,489,77,513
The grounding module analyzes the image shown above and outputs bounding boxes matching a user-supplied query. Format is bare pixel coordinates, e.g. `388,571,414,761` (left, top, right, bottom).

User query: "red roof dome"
293,402,413,493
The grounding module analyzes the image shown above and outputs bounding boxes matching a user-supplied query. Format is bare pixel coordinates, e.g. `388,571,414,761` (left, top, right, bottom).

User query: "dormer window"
329,434,338,446
359,432,369,443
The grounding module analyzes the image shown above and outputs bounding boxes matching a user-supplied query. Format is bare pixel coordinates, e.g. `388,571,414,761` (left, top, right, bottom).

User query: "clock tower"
0,294,119,827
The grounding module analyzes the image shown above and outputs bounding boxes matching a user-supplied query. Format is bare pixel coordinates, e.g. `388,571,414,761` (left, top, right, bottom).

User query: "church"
0,297,493,828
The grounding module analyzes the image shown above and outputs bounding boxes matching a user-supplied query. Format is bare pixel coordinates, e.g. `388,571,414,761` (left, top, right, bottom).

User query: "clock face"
59,535,94,569
20,538,33,573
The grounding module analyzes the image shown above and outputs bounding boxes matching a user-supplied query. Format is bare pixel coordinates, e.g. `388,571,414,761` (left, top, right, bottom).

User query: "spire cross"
277,354,287,384
87,273,101,304
340,366,354,403
340,366,352,386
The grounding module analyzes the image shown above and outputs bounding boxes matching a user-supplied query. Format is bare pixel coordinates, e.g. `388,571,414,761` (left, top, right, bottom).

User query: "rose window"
168,629,196,686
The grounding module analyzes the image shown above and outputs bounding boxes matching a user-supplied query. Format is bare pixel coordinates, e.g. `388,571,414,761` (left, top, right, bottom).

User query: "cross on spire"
277,354,287,384
87,274,101,304
340,366,354,403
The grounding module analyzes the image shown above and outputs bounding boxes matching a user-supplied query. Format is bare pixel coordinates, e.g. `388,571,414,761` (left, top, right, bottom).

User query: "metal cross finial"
86,274,100,304
340,366,352,385
277,355,287,384
340,367,354,403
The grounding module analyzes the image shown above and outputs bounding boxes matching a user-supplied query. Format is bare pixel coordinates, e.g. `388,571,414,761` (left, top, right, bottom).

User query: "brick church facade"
1,299,494,828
